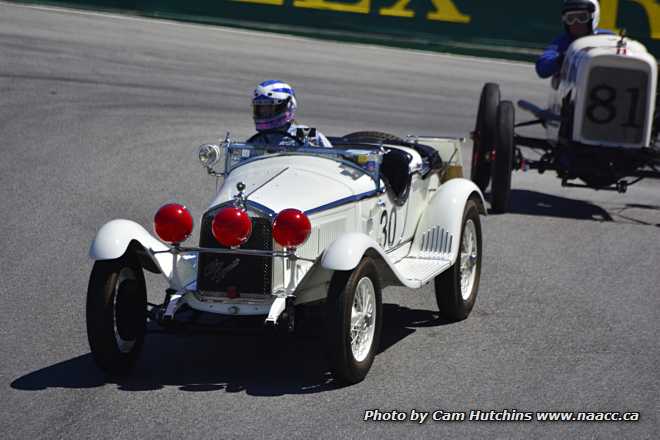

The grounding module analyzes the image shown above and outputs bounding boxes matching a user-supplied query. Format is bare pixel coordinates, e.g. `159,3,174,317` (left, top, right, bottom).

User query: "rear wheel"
652,85,659,147
87,257,147,375
491,100,514,213
434,199,482,321
471,83,500,192
325,257,382,384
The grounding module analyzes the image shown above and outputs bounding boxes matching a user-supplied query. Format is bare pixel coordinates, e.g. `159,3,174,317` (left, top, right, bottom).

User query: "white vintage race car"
87,131,486,384
471,33,659,212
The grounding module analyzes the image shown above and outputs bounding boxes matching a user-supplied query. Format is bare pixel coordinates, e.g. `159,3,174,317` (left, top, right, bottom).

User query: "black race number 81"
586,84,641,128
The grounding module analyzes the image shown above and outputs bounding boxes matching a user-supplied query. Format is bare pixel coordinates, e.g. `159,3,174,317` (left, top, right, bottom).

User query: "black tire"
325,257,383,384
491,100,514,213
434,199,482,321
652,85,659,148
86,257,147,375
471,83,500,192
342,131,404,144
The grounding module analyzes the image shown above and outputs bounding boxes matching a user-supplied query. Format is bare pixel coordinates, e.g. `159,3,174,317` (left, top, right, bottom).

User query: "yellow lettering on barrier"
379,0,415,18
293,0,370,14
599,0,658,39
427,0,471,23
599,0,621,33
631,0,659,39
380,0,470,22
232,0,284,5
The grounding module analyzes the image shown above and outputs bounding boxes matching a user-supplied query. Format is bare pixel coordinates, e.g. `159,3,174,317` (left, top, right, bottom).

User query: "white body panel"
548,35,657,148
210,155,377,214
321,178,484,269
89,137,484,317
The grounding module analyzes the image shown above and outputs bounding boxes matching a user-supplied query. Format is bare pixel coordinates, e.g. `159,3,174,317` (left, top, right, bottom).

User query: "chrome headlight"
198,143,222,167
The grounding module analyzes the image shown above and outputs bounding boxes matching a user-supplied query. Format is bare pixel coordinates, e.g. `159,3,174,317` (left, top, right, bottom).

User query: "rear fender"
410,178,486,265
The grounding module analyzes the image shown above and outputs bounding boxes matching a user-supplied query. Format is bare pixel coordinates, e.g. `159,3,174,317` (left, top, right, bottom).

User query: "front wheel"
434,199,482,321
86,257,147,375
325,258,383,384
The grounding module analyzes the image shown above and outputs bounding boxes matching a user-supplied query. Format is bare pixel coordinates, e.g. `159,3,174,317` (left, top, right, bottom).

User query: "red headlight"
273,209,311,248
212,207,252,247
154,203,193,244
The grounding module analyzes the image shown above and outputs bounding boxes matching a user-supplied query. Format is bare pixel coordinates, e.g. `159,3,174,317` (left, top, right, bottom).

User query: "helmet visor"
253,99,289,121
563,10,591,25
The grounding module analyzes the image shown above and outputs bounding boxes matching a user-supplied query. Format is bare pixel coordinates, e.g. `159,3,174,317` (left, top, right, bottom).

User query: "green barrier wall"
12,0,659,60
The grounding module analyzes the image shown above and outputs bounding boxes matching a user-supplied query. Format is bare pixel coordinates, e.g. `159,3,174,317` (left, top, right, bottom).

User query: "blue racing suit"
535,29,614,79
249,123,333,148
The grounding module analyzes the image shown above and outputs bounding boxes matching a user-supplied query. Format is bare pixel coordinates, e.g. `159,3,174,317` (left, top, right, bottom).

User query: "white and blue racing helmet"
252,80,297,131
562,0,600,32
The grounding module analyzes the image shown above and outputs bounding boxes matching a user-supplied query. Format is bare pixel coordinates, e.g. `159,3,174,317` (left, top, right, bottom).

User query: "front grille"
582,66,648,145
197,211,272,296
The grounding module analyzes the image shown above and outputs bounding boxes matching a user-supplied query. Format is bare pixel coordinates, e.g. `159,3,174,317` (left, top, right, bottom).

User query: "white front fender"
320,232,427,289
90,219,168,260
89,219,180,279
321,232,382,271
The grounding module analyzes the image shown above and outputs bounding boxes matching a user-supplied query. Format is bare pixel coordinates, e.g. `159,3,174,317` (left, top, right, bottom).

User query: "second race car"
471,33,659,212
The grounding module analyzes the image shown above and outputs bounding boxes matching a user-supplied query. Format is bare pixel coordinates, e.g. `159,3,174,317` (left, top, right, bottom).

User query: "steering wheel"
246,131,306,147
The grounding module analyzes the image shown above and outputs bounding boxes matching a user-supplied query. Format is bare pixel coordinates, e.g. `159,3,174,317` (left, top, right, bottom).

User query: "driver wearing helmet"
536,0,613,79
249,80,332,148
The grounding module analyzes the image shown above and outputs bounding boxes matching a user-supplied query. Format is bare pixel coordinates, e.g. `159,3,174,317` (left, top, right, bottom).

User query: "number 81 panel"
469,33,660,213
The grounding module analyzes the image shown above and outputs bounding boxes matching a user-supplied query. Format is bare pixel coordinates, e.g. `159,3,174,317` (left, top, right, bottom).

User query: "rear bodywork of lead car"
90,136,485,323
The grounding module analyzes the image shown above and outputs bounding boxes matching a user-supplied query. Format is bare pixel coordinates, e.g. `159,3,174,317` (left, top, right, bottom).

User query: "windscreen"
224,143,383,183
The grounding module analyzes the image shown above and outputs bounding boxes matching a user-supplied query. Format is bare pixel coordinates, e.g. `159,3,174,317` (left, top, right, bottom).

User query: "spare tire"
342,131,405,144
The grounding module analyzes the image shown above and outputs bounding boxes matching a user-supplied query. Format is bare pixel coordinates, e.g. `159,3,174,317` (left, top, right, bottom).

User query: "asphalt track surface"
1,3,658,439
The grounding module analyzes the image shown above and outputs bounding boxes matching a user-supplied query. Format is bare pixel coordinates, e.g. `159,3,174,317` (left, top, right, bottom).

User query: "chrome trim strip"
245,200,276,218
386,239,413,254
209,189,383,219
246,167,290,199
207,200,276,218
154,246,316,263
305,189,383,216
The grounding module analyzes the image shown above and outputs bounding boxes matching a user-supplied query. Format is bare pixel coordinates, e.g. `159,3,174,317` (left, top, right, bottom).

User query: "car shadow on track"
488,189,660,226
487,189,613,221
10,304,449,395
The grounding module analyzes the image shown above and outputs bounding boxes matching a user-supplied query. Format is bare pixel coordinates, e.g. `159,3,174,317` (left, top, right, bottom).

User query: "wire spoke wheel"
326,257,382,384
350,277,376,362
459,220,478,300
434,199,482,321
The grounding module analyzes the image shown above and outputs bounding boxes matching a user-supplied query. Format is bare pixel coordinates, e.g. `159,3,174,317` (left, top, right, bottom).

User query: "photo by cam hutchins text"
364,409,641,423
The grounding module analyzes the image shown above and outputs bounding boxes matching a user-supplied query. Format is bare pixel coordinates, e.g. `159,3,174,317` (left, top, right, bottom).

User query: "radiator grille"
197,211,272,296
582,66,648,145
